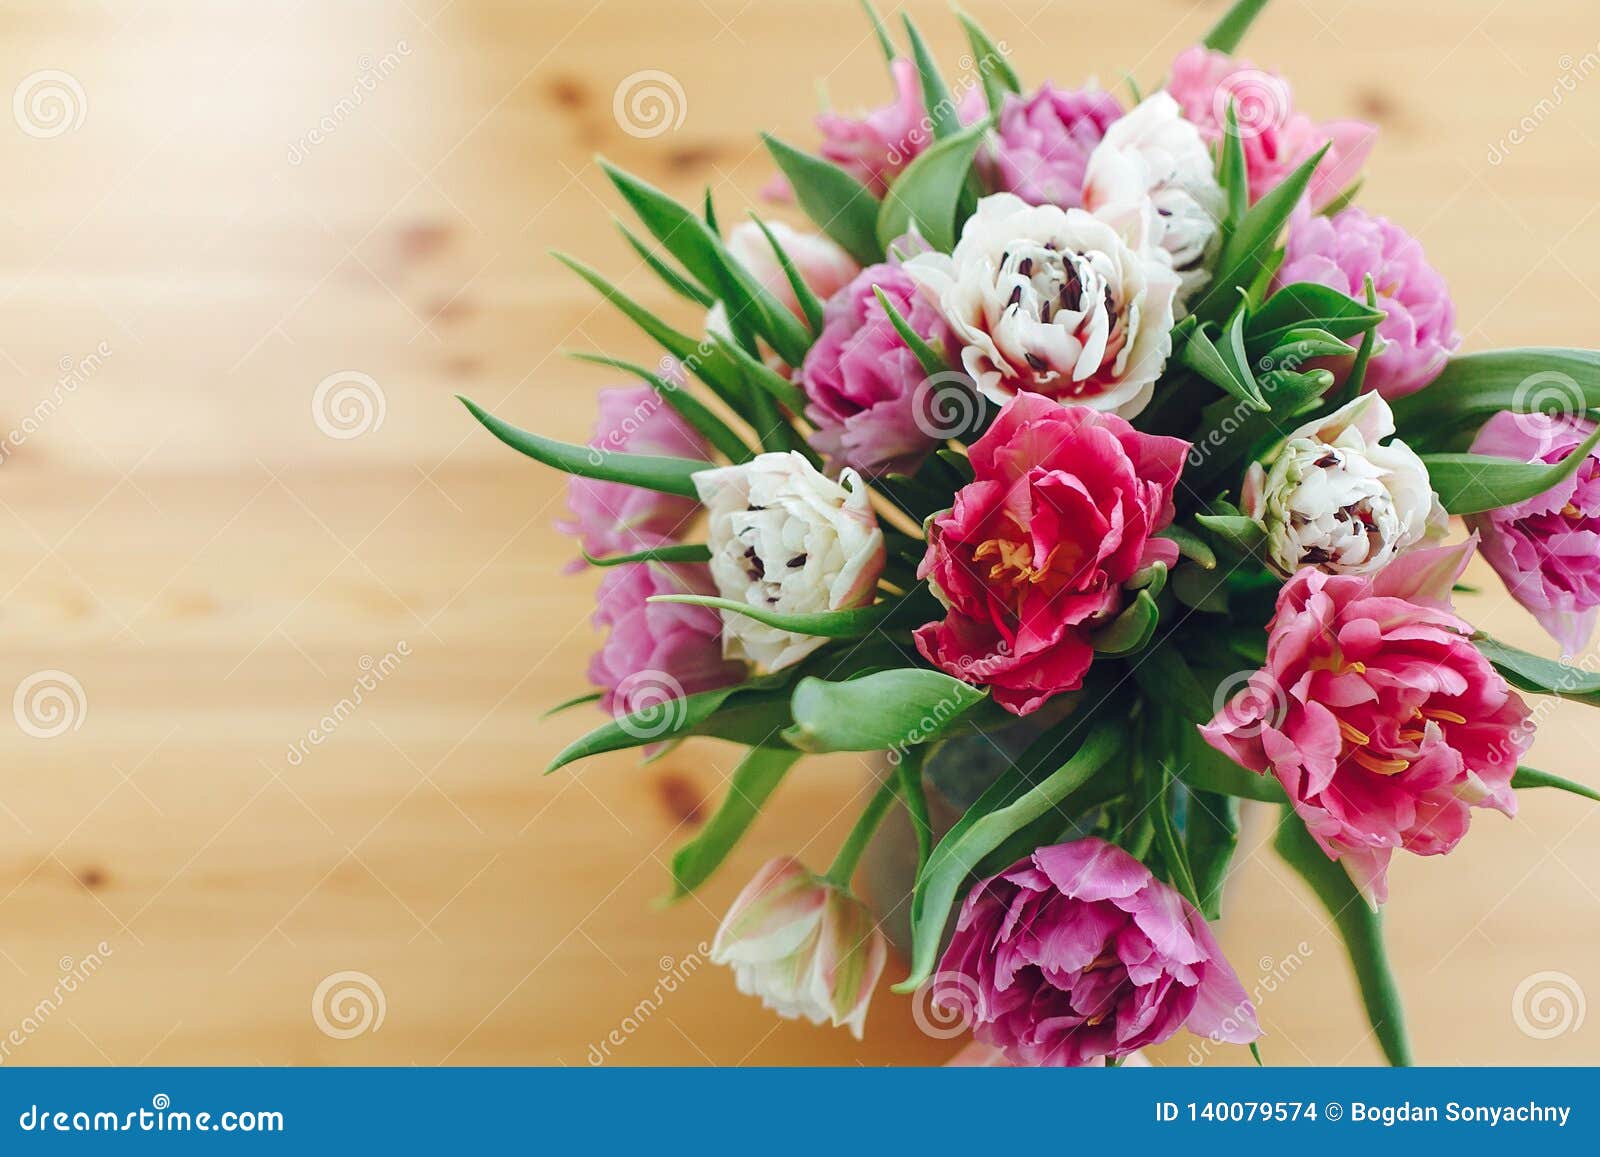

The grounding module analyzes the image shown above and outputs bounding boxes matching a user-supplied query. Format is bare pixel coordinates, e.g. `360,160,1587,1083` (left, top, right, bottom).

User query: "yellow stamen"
1422,707,1467,726
1352,749,1411,776
1337,719,1372,747
1563,502,1582,519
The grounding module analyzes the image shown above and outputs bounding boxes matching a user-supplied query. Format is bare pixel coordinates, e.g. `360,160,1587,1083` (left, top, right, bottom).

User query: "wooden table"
1,0,1596,1065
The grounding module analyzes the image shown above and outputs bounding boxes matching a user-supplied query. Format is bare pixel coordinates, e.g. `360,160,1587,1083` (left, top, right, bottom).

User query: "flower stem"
824,777,899,889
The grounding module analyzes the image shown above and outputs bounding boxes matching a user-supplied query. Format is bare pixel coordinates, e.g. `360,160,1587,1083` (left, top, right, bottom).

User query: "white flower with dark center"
1083,92,1225,310
1243,393,1445,577
694,451,885,671
903,192,1180,418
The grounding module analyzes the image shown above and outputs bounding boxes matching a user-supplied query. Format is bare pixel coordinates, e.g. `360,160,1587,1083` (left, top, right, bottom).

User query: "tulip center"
991,244,1126,396
971,515,1080,603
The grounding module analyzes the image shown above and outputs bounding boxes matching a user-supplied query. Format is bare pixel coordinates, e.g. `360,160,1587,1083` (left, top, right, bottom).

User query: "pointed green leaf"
955,8,1021,114
542,691,603,719
896,744,934,877
1158,524,1218,570
1247,280,1387,351
876,117,993,252
460,395,705,497
1204,0,1273,54
871,285,950,378
546,676,788,772
1195,144,1330,326
1274,807,1412,1066
749,214,826,334
1474,635,1600,706
1179,322,1268,410
1218,101,1248,227
552,251,745,401
707,332,809,413
860,0,896,62
616,219,713,306
701,186,719,235
896,718,1123,992
902,15,960,141
1422,424,1600,514
1512,765,1600,803
663,746,801,900
649,593,889,638
762,133,885,266
582,544,713,567
568,351,754,463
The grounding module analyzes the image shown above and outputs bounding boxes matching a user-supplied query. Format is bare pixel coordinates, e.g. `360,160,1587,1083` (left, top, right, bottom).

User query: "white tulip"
1082,92,1225,311
1244,393,1446,577
903,192,1180,419
694,451,885,671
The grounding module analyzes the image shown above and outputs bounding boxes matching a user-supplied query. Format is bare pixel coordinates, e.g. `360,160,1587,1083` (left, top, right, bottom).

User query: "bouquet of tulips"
464,0,1600,1066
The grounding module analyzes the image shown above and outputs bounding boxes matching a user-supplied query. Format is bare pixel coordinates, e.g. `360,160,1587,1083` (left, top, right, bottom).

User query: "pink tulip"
1201,540,1532,906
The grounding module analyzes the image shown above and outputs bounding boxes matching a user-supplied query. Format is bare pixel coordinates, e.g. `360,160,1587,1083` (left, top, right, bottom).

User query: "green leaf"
1179,323,1268,410
895,718,1123,992
1158,524,1218,570
1512,765,1600,803
1246,281,1386,352
582,544,712,567
1090,589,1160,655
896,745,934,877
601,160,813,368
459,395,705,497
1203,0,1273,54
1128,560,1169,598
1217,101,1248,228
1274,807,1412,1066
1194,145,1330,326
568,351,754,463
1171,564,1231,614
663,746,802,900
1145,750,1200,905
546,675,791,772
761,133,885,266
877,117,992,252
749,213,826,334
955,7,1021,114
902,16,960,141
1194,513,1266,554
552,251,745,401
1389,349,1600,448
1422,423,1600,515
859,0,896,62
702,186,720,235
1319,178,1364,218
1188,367,1336,489
1474,634,1600,706
783,668,989,753
1335,276,1381,406
542,691,603,719
871,285,950,378
616,219,713,306
649,593,890,638
707,332,809,413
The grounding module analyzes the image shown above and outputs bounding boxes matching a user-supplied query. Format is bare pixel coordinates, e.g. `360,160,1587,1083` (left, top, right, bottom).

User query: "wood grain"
1,0,1597,1066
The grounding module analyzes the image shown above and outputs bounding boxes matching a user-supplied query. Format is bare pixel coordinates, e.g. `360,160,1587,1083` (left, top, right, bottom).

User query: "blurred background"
0,0,1596,1065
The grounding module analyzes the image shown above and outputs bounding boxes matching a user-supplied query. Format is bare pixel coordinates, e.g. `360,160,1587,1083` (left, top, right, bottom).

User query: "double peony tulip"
1202,540,1532,906
934,838,1259,1066
904,192,1181,418
915,393,1187,715
981,83,1124,211
1469,411,1600,655
694,451,885,672
710,857,888,1040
